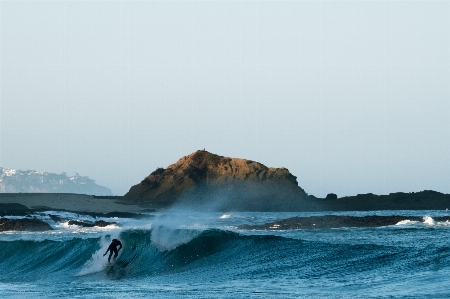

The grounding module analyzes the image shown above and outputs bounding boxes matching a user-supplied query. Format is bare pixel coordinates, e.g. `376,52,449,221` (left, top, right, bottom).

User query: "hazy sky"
1,0,450,197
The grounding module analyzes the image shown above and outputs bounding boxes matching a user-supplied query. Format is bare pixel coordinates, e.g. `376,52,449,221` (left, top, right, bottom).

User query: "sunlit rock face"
124,150,309,211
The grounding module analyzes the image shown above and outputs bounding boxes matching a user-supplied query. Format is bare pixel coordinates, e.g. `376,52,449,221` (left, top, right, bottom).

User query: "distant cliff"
0,168,112,196
124,150,309,210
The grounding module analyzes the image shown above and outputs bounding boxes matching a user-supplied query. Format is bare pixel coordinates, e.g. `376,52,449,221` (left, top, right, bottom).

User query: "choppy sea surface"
1,209,450,298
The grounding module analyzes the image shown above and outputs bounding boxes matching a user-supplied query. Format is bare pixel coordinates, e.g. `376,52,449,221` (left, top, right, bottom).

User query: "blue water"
1,210,450,298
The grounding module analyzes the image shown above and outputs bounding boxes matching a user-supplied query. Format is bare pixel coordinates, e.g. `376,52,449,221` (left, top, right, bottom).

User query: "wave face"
2,211,450,298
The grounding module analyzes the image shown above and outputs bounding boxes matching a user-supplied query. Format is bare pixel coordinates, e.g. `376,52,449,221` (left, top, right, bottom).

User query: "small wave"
396,220,419,226
40,211,96,222
220,214,231,219
436,220,450,226
56,221,121,232
396,216,450,227
423,216,436,226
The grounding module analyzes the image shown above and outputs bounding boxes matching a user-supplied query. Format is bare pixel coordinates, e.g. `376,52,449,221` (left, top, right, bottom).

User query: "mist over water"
168,181,309,212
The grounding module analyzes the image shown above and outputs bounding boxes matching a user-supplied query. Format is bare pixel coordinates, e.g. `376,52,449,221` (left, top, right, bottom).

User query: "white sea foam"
220,214,231,219
40,211,96,223
423,216,435,226
396,220,418,225
54,221,121,234
441,220,450,226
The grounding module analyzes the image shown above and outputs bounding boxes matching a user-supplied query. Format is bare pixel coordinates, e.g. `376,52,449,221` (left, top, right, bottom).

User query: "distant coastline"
1,190,450,216
0,167,112,196
0,193,154,216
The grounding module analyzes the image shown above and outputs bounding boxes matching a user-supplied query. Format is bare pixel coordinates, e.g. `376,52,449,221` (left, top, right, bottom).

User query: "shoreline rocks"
0,218,53,232
240,215,450,230
67,220,118,227
0,203,31,217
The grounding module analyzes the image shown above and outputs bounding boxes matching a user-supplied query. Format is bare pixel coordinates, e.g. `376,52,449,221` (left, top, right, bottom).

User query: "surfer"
103,238,122,264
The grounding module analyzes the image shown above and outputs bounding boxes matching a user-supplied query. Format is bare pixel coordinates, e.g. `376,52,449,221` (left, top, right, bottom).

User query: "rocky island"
124,150,313,211
124,150,450,212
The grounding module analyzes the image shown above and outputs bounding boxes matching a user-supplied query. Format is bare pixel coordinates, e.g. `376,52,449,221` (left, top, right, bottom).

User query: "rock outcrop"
0,203,31,216
0,218,53,232
240,215,450,230
123,150,450,212
124,150,309,210
316,190,450,211
67,220,118,227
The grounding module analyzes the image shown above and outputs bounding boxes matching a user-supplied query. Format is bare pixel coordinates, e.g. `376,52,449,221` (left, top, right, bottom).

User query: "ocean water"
1,209,450,298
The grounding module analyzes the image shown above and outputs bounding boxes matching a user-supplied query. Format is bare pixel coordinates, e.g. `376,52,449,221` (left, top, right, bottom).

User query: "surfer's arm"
103,248,110,256
117,241,122,251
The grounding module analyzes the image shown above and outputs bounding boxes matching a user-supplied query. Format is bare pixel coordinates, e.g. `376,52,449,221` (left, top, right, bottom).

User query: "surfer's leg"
108,251,113,262
113,248,118,260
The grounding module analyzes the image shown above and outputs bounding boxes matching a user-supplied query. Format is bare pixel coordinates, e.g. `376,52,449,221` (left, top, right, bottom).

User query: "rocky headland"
124,150,311,211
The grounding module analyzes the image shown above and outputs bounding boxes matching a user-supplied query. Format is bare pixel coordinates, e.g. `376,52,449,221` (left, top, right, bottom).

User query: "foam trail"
396,220,418,225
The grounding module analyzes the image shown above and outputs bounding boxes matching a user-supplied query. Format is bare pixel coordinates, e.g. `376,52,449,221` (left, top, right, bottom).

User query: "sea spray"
150,213,205,251
423,216,436,226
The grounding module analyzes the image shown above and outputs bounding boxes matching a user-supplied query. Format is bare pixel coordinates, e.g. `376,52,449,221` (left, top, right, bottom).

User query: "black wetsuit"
104,239,122,262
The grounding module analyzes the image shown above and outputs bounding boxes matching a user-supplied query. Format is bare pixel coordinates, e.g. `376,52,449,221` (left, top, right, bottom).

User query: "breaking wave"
2,210,450,299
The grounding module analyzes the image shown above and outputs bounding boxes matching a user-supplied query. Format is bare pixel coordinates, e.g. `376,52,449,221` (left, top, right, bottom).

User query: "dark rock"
67,220,93,227
0,203,30,217
325,193,338,200
239,215,445,230
48,214,64,223
93,220,117,227
0,217,53,232
124,150,308,211
322,190,450,211
66,220,118,227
